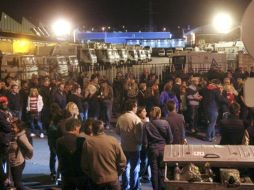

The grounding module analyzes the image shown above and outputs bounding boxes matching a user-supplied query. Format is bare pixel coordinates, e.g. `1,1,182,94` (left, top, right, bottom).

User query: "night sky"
0,0,251,31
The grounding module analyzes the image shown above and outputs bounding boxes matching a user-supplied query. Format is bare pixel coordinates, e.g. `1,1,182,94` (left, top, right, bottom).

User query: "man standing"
202,79,227,142
219,102,245,145
116,99,143,190
7,84,21,119
186,77,203,133
166,100,186,144
82,120,126,190
39,78,52,131
56,118,87,190
53,83,67,110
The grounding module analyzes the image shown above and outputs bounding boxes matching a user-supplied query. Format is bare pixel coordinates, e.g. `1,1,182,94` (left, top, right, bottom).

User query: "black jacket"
67,93,84,113
53,90,67,110
219,115,245,145
143,119,173,150
56,134,85,177
7,92,21,111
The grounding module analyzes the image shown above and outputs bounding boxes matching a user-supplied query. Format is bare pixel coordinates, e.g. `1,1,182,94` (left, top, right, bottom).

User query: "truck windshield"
90,49,96,56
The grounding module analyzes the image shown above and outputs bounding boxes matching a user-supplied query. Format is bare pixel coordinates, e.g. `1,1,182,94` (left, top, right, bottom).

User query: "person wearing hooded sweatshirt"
160,82,179,118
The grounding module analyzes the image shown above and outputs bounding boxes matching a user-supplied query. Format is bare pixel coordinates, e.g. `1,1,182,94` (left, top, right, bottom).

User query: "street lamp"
51,18,72,38
102,27,105,32
212,12,233,34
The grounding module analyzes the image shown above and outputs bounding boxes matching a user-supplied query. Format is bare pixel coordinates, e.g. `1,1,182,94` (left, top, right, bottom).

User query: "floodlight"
52,18,72,37
212,13,233,34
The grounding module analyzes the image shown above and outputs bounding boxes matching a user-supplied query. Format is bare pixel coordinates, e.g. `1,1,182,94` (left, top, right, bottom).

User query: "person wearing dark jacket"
39,78,52,131
19,81,30,124
143,106,173,190
56,118,88,190
219,102,245,145
7,84,21,119
202,80,227,142
53,83,67,110
166,100,186,144
0,96,13,190
67,84,85,121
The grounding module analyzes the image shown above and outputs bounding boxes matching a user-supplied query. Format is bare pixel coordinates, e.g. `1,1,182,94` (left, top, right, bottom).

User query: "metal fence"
81,63,172,83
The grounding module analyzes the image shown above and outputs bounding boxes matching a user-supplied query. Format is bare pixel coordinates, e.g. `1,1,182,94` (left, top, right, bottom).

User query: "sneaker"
40,133,45,138
30,133,36,137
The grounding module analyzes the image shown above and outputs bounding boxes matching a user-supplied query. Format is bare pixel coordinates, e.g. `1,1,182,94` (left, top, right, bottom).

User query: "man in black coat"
53,83,67,110
219,102,245,145
166,100,186,144
7,84,21,119
39,78,52,131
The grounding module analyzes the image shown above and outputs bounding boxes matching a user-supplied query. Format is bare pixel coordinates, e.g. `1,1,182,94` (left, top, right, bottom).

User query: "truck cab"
36,55,69,78
128,49,138,64
112,49,120,64
1,54,38,80
79,48,97,66
117,49,128,64
95,48,115,66
137,49,147,63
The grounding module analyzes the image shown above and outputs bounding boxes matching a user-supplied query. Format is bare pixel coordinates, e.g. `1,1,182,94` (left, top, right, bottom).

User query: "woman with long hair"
27,88,44,138
9,119,33,190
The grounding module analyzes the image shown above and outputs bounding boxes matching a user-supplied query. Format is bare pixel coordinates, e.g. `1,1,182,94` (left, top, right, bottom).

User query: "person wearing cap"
0,96,13,189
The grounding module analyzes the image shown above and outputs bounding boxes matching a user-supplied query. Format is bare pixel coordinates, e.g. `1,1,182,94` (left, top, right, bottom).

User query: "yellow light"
212,12,233,34
51,18,72,37
13,39,32,53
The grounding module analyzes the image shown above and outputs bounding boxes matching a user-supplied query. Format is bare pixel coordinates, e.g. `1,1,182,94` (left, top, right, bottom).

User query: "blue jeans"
122,151,140,190
29,112,43,133
207,111,218,140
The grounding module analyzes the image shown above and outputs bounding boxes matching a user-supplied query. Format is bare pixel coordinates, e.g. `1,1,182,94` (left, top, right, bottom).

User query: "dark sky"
0,0,251,31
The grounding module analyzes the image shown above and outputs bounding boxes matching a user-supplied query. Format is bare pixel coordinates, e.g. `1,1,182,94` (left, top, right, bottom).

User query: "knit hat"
0,96,8,104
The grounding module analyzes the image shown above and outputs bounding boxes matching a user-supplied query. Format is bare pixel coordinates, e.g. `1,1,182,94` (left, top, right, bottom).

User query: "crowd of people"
0,65,254,190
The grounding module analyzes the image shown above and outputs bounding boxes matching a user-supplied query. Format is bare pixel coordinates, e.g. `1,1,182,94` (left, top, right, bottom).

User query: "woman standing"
27,88,44,138
143,107,173,190
137,107,150,183
9,119,33,190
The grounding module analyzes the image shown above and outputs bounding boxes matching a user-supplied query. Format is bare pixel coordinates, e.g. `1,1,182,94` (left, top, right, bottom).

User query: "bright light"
212,13,233,34
13,39,33,53
52,18,72,37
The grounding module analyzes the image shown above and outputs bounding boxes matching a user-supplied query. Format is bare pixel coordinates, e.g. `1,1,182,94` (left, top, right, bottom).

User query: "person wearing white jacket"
27,88,44,138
